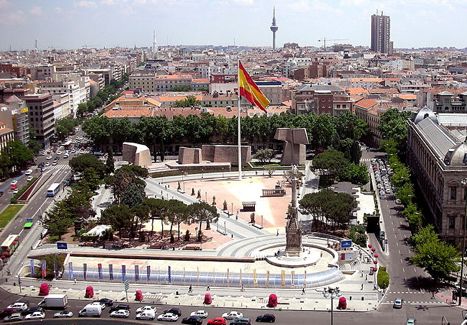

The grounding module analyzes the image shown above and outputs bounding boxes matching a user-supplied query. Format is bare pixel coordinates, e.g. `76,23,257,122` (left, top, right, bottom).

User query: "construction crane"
317,38,348,51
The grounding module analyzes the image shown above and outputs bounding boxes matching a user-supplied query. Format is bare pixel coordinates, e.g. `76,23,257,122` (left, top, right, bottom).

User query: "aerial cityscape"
0,0,467,324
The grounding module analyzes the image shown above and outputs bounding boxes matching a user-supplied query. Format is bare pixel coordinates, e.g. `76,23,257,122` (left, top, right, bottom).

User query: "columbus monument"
275,128,309,257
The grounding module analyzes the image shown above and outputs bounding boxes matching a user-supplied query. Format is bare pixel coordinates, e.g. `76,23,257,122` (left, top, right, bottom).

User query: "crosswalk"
42,164,71,172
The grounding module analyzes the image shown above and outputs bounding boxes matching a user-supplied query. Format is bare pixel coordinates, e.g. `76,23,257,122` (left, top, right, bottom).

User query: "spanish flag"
238,61,270,112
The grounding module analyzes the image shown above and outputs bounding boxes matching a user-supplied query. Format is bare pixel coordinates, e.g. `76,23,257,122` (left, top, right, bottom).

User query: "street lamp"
459,177,467,306
323,287,340,325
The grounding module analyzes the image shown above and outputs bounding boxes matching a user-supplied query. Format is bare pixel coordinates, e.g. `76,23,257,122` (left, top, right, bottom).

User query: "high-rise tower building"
152,29,158,58
371,11,391,54
270,7,278,50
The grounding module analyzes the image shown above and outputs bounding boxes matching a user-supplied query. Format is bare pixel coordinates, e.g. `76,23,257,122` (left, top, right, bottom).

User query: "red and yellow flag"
238,61,270,112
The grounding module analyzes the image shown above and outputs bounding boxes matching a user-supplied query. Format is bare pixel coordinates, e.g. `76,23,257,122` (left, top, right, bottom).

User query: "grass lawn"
0,204,24,229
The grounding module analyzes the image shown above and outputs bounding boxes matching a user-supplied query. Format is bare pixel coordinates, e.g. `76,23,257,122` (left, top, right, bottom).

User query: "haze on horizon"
1,0,466,51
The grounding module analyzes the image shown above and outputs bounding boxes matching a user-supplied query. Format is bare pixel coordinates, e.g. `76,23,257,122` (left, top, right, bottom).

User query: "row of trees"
44,154,110,239
55,117,79,141
77,74,129,117
0,141,34,179
379,109,459,282
299,189,357,231
101,198,219,243
311,149,369,185
82,112,368,156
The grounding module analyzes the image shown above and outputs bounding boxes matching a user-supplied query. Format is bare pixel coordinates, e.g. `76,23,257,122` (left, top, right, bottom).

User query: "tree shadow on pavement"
405,276,452,292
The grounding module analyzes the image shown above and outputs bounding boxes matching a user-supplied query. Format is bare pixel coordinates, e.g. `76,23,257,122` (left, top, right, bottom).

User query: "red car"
207,317,227,325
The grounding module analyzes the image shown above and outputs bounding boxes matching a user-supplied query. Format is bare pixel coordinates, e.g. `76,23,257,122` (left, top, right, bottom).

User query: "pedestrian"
361,283,364,290
207,285,210,291
74,278,77,284
302,287,305,295
241,284,244,292
188,285,192,293
276,229,279,236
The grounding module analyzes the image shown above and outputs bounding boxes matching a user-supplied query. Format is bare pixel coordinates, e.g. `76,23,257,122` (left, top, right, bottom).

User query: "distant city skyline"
1,0,467,50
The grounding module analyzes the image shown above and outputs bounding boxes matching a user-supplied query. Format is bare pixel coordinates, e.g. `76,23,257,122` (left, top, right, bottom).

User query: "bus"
1,234,20,258
10,180,17,191
46,183,61,197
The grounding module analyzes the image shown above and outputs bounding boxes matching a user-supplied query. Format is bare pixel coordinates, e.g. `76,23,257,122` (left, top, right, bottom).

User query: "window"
450,186,457,200
449,216,456,229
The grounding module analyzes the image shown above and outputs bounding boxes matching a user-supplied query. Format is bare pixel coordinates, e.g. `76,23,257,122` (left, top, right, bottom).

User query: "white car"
91,301,106,309
27,176,33,182
136,310,156,320
136,305,156,314
53,311,73,318
56,151,62,155
190,310,208,318
46,156,52,160
110,309,130,318
7,302,28,312
222,311,243,320
45,162,50,167
25,311,45,319
157,312,179,322
25,169,33,175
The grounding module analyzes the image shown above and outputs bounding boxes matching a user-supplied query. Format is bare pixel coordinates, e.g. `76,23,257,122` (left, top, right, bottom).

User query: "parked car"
24,311,45,319
207,317,226,325
110,309,130,318
256,314,276,322
222,311,243,320
53,311,73,318
229,317,251,325
163,307,182,316
157,312,179,322
136,305,156,314
182,316,203,325
3,312,23,322
406,318,416,325
6,303,27,312
25,169,32,175
393,298,403,309
97,298,113,306
21,306,43,316
91,301,106,310
190,310,208,318
109,304,130,312
135,310,156,320
26,176,33,182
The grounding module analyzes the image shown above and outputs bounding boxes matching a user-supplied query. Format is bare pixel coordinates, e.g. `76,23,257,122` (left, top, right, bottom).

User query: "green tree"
254,148,275,164
106,149,115,174
69,153,106,178
412,229,460,281
6,140,34,171
379,108,412,145
188,202,219,241
396,182,414,206
377,266,390,289
44,201,74,240
100,204,133,237
312,150,349,180
174,95,201,107
345,163,369,185
55,117,77,141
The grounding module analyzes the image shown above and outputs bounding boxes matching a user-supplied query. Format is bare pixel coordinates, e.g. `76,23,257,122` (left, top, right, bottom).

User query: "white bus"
46,183,61,197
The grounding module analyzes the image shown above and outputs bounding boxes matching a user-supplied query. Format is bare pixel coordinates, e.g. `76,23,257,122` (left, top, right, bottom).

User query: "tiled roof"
354,98,378,110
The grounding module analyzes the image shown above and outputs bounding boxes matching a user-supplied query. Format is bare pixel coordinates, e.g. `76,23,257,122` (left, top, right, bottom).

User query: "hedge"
377,266,390,289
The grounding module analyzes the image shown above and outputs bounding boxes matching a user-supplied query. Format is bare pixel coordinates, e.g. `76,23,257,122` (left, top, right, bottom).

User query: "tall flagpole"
237,59,242,180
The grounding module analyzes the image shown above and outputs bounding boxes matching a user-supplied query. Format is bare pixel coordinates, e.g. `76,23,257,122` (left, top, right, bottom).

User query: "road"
361,151,436,308
0,287,464,325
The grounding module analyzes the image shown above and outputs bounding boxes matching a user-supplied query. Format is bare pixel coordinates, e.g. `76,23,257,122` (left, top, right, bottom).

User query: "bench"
262,189,286,197
241,201,256,212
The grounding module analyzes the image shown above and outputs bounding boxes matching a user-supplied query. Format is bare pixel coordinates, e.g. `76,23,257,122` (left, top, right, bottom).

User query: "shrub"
377,266,389,289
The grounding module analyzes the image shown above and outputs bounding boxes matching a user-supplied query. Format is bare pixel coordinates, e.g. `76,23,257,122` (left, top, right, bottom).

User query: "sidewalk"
3,280,380,312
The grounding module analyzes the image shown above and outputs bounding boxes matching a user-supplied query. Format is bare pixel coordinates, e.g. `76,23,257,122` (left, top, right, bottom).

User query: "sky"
0,0,466,50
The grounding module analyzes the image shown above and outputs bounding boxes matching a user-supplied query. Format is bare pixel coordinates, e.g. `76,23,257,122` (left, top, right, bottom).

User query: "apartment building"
24,93,55,147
